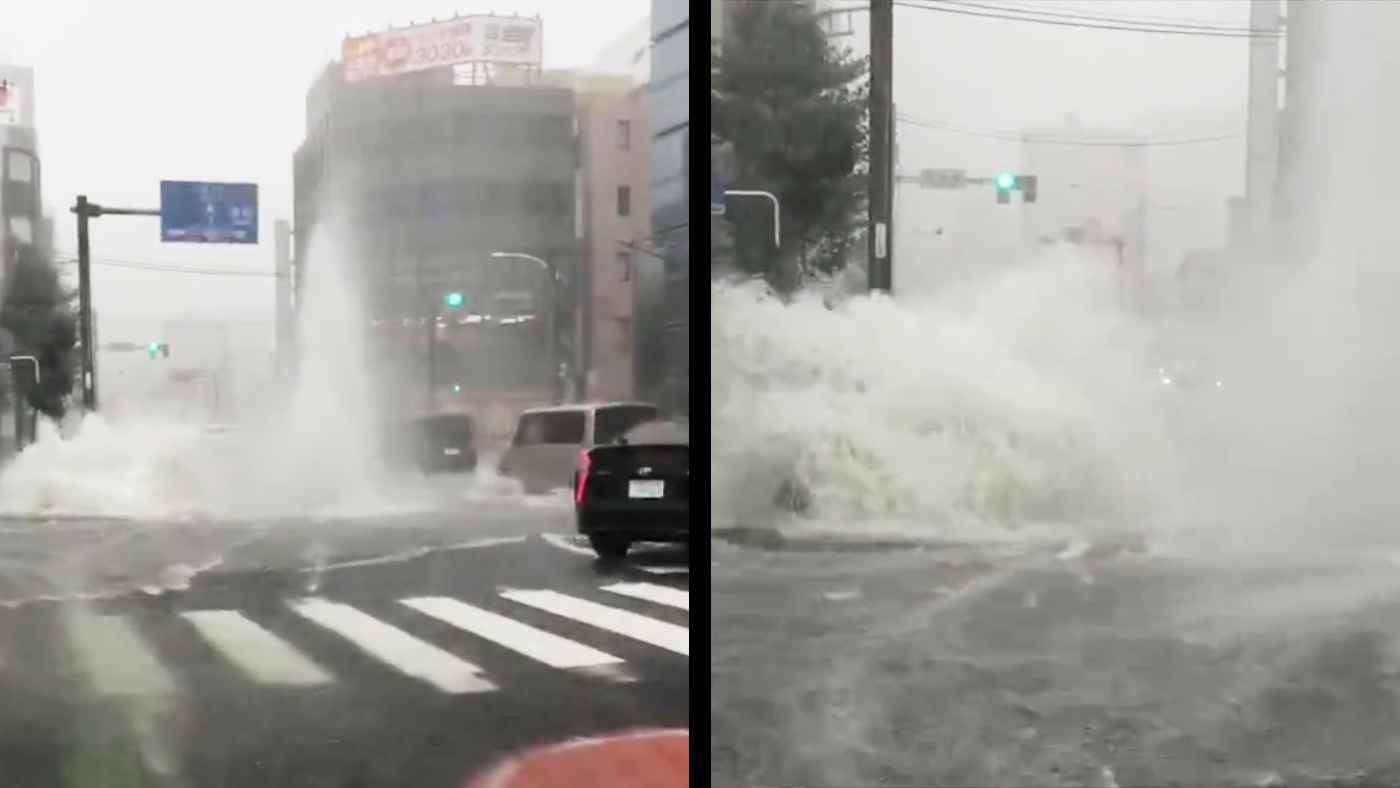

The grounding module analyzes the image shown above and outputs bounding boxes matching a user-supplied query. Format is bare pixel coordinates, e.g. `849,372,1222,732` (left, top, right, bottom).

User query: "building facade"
0,64,41,453
0,65,42,279
546,70,650,403
647,0,690,415
293,63,578,438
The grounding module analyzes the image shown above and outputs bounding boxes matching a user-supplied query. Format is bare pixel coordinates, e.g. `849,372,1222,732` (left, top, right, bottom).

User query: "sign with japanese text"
0,80,21,126
342,15,543,82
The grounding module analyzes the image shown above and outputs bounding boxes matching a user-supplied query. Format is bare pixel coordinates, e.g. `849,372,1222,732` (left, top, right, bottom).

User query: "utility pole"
868,0,894,293
274,220,294,382
1245,0,1282,252
74,195,97,412
71,195,161,413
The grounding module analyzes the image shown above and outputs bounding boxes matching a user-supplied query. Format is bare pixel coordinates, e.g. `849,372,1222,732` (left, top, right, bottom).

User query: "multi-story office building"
545,69,650,403
647,0,689,415
293,60,577,437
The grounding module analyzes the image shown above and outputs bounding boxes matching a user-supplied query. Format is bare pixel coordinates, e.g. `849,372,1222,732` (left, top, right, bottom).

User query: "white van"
498,402,660,494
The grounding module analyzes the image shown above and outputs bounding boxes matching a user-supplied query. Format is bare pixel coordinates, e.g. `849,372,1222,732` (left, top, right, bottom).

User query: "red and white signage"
0,80,21,126
342,15,543,83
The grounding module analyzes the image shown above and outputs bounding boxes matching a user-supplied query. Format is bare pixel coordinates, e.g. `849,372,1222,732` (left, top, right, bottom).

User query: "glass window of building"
6,150,33,183
617,185,632,217
618,249,632,282
8,215,32,244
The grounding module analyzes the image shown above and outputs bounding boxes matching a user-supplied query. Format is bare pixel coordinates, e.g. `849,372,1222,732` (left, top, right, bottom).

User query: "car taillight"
575,449,591,505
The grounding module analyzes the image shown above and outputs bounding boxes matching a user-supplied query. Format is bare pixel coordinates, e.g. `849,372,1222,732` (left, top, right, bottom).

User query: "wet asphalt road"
711,537,1400,788
0,509,690,788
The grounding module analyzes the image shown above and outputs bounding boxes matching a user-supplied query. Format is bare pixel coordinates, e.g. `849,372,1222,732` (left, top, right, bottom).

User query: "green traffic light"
995,172,1017,191
147,342,160,358
444,291,465,309
451,384,462,394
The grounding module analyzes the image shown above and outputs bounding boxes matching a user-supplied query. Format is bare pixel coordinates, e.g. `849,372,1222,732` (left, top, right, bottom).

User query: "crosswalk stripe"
66,608,177,696
500,589,689,657
637,566,690,575
600,582,689,611
401,597,625,670
288,598,495,694
540,532,597,557
181,610,333,686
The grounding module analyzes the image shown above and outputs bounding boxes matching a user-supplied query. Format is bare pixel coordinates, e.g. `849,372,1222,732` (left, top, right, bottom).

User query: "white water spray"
0,228,547,521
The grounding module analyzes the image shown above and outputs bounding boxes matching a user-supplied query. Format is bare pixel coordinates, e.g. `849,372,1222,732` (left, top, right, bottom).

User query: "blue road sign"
160,181,258,244
711,172,725,217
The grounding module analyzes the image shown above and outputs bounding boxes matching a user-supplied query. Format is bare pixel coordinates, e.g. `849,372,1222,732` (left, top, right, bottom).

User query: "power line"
894,0,1282,38
929,0,1275,35
53,255,285,278
897,113,1241,147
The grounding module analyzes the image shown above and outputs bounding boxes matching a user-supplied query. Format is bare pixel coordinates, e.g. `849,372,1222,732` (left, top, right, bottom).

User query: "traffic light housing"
993,172,1037,204
444,291,466,310
147,342,169,359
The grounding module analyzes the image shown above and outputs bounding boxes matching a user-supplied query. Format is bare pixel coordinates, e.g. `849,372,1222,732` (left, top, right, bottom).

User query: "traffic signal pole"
868,0,894,293
75,195,96,411
72,196,161,413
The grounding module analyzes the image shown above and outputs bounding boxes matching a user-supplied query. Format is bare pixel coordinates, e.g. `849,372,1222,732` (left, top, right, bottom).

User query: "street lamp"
723,190,781,248
7,355,41,451
490,251,563,404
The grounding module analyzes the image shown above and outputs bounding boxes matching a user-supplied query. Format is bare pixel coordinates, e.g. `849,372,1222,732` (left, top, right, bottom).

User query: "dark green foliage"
713,1,869,287
1,245,77,418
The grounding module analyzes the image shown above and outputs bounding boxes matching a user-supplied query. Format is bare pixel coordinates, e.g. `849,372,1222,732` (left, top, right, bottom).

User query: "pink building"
545,70,650,402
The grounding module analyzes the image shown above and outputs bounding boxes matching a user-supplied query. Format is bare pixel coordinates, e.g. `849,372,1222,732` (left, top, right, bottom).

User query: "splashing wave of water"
711,248,1181,545
0,229,559,522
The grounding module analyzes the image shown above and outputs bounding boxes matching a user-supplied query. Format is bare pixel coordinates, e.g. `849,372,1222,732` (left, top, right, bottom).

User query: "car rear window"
513,411,586,446
622,420,689,446
593,405,660,445
420,415,474,444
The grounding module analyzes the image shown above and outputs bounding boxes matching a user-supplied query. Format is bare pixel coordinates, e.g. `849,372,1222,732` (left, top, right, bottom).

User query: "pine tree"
713,1,869,287
1,245,78,418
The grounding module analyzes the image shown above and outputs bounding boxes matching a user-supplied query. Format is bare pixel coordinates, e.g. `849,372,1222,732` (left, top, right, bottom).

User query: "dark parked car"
573,419,690,560
385,412,479,473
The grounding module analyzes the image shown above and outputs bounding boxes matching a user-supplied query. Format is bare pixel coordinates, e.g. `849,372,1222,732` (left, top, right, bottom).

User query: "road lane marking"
65,608,185,777
500,589,689,656
600,582,689,611
636,565,690,575
540,532,596,557
401,597,625,670
303,536,528,574
541,534,692,575
67,608,177,697
181,610,333,686
288,598,495,694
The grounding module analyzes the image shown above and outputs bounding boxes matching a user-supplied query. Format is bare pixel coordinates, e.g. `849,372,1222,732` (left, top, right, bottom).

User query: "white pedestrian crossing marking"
637,565,690,575
539,532,597,557
401,597,625,670
182,610,333,686
288,598,495,694
67,608,177,696
500,589,689,656
600,582,689,611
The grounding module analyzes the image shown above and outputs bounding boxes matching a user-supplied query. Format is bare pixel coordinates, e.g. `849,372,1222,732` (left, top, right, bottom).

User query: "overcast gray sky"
0,0,647,345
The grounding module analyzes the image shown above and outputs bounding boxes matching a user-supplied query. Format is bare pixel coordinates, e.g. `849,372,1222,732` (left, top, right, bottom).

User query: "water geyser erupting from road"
250,228,396,516
0,229,425,520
